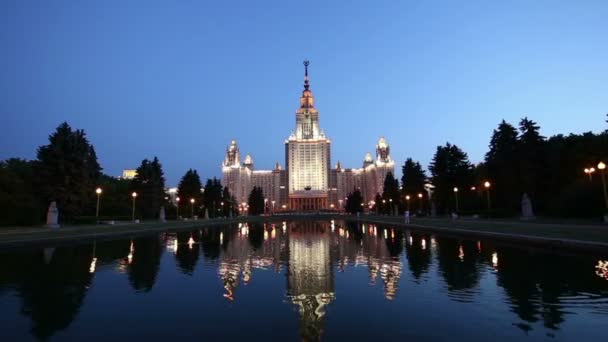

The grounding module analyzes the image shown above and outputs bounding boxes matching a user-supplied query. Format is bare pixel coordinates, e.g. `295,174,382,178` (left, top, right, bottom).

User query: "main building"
222,61,394,212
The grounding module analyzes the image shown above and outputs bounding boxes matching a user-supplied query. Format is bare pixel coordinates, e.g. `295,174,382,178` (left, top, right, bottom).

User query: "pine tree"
401,158,427,198
345,189,364,214
177,169,203,207
247,186,265,215
429,143,474,214
517,117,546,208
382,172,401,214
485,120,519,212
35,122,102,221
132,157,165,219
203,178,223,218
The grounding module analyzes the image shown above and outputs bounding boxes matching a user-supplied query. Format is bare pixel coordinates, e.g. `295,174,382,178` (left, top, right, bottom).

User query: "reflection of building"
287,221,335,342
121,169,137,180
222,62,394,210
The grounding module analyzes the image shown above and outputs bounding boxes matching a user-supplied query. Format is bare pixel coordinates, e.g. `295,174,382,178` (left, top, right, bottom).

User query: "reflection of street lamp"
95,188,102,223
453,187,459,212
131,192,137,222
176,197,180,220
484,181,491,213
190,198,195,218
584,167,596,182
598,162,607,214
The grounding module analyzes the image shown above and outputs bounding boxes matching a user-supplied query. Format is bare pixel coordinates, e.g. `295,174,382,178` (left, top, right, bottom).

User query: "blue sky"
1,0,607,186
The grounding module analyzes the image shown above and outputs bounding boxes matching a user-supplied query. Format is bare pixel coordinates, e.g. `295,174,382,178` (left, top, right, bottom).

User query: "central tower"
285,61,331,211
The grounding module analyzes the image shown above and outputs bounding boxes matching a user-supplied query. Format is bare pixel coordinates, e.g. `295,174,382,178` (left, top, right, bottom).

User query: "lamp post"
131,192,137,222
453,187,459,212
584,167,596,182
264,198,268,215
598,162,607,216
271,200,276,215
417,193,423,213
484,181,491,216
190,198,195,218
405,195,411,211
176,197,180,220
95,188,102,223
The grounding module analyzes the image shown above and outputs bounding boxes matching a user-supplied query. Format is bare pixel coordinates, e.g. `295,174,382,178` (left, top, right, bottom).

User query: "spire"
300,60,315,109
303,60,310,91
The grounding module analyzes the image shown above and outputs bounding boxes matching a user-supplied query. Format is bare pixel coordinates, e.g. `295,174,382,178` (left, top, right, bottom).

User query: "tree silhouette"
401,158,427,198
247,186,265,215
429,143,474,214
35,122,101,221
345,188,364,214
131,157,165,219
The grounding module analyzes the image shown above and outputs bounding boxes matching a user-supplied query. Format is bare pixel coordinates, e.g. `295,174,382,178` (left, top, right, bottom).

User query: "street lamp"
176,197,180,220
264,198,268,215
131,192,137,222
417,193,423,213
190,198,195,218
584,167,596,182
453,187,459,212
598,162,607,217
271,200,276,215
405,195,411,211
95,187,102,223
484,181,491,214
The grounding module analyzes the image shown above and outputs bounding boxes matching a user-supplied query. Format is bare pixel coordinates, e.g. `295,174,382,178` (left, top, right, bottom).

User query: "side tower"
285,61,331,211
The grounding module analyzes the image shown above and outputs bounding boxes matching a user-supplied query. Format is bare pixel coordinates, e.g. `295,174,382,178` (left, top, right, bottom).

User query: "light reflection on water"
0,220,607,341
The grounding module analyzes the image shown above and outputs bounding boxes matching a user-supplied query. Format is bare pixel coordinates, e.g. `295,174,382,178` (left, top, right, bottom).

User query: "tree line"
345,115,608,218
0,122,240,226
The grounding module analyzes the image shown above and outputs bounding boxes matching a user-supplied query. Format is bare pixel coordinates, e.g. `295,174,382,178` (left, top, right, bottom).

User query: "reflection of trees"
436,239,482,300
404,233,432,281
494,249,608,330
174,232,200,275
11,245,93,340
200,227,222,261
128,236,163,291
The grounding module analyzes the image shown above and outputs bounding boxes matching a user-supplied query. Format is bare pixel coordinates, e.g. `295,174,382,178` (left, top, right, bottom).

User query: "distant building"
121,169,137,180
222,61,394,211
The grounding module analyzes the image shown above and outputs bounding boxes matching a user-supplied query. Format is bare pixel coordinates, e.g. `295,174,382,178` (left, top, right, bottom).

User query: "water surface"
1,220,607,341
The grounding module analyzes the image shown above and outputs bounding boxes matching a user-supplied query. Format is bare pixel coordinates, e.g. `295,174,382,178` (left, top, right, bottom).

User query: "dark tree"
177,169,203,217
373,192,382,214
203,178,223,218
132,157,165,219
345,188,364,214
221,186,237,216
0,159,42,226
382,172,401,214
401,158,427,197
429,143,474,214
247,186,265,215
485,120,520,212
517,117,546,208
35,122,102,221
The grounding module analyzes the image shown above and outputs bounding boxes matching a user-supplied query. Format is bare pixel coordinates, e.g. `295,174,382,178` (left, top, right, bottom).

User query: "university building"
222,61,394,211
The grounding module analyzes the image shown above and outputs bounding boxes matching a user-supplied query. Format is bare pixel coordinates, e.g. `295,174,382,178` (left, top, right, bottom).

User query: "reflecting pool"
1,220,608,341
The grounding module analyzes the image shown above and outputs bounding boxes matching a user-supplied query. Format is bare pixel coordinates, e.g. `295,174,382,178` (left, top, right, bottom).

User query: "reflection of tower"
287,221,335,341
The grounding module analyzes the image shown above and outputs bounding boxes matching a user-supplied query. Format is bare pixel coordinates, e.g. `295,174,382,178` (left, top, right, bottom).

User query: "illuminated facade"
222,61,394,211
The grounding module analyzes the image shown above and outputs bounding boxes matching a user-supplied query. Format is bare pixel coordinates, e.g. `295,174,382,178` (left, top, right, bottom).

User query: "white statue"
159,206,166,223
521,193,535,220
45,201,60,228
204,208,209,220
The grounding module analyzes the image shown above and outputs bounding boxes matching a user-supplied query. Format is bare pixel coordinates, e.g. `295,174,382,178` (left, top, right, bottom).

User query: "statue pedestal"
45,201,60,229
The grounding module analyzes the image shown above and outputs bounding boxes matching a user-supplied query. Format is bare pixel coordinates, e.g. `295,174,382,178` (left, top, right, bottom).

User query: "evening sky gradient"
1,0,607,186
